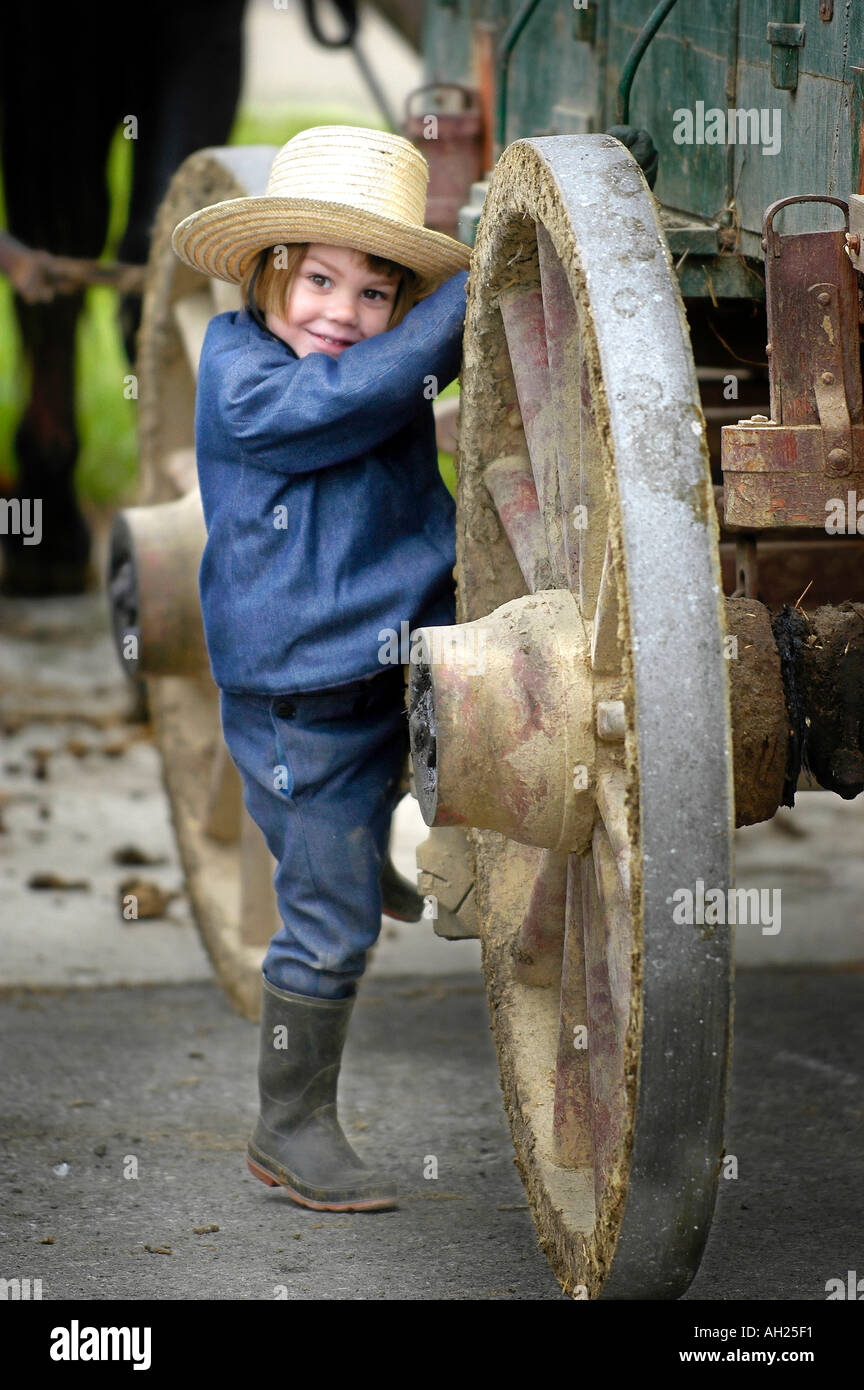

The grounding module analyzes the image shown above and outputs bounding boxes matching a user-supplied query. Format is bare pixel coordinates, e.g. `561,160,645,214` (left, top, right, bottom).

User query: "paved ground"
0,589,862,1302
1,970,861,1301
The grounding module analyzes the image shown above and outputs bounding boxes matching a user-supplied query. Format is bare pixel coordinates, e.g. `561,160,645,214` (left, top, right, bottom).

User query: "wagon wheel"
418,135,734,1298
117,147,281,1019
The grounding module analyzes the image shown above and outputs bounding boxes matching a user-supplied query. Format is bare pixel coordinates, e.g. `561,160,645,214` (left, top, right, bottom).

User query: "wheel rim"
453,134,734,1299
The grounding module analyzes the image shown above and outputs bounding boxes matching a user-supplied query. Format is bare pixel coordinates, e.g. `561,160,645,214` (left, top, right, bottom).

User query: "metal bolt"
827,447,850,469
847,232,862,255
816,291,831,305
596,700,626,742
821,372,835,385
766,342,773,355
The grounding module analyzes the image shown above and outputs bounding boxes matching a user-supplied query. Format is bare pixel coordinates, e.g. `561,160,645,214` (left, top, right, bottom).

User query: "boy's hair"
241,243,424,331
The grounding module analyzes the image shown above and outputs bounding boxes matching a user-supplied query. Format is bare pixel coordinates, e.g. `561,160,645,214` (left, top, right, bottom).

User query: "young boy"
171,127,471,1211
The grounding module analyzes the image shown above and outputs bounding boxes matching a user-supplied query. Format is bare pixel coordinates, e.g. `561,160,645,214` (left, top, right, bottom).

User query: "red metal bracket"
722,196,864,528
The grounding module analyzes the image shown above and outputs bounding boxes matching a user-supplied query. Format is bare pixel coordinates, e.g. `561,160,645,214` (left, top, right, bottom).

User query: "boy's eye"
306,272,389,301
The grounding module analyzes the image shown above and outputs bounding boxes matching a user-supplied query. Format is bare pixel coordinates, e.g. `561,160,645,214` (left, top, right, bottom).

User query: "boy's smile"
266,243,400,358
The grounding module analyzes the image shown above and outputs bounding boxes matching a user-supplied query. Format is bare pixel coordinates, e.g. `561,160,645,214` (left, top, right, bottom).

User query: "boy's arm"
213,269,468,474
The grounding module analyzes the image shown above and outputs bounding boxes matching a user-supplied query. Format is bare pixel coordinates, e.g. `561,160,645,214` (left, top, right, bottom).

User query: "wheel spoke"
591,820,633,1043
552,853,594,1167
536,222,582,591
514,847,569,984
590,539,621,674
582,837,629,1211
484,453,556,593
595,768,631,902
576,343,609,621
498,286,566,583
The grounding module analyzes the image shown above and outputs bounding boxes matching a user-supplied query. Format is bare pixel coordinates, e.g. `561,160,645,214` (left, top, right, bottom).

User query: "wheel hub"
408,588,601,853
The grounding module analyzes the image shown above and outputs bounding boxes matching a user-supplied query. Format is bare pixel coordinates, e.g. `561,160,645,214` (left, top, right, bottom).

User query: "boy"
172,126,470,1210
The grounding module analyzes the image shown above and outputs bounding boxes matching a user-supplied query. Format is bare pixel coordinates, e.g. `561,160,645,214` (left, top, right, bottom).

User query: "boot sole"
246,1155,398,1212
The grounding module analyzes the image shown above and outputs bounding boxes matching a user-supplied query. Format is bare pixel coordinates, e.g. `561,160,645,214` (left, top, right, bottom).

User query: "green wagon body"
422,0,862,299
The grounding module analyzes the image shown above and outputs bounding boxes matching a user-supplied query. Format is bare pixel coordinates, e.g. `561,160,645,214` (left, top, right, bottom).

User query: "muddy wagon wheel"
110,147,280,1019
410,135,734,1298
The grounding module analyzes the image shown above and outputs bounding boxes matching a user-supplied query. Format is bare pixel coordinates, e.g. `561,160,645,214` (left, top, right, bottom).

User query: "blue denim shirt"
195,269,468,694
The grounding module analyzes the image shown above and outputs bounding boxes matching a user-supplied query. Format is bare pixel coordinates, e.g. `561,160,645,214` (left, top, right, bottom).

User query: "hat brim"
172,196,471,292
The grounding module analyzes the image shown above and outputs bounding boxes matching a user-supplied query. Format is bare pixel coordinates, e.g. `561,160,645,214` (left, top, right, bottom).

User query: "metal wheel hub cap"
409,589,601,852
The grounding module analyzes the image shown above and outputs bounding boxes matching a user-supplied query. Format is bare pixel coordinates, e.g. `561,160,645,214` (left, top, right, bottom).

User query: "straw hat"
171,125,471,293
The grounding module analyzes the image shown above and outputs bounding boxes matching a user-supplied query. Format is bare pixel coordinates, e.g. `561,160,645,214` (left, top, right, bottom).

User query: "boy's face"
266,243,400,358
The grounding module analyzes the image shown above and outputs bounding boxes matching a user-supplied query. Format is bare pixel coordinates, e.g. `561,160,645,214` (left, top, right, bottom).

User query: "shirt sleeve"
215,269,469,475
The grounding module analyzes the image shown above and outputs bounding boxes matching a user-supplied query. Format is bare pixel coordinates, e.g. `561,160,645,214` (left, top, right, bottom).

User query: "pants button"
275,698,296,718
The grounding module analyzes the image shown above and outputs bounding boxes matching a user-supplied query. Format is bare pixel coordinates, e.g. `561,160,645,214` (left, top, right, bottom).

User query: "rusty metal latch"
721,195,864,526
762,193,849,257
766,21,805,45
767,0,805,90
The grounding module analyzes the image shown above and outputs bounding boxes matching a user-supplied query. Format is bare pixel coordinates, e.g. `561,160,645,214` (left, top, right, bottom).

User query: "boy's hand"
433,397,460,453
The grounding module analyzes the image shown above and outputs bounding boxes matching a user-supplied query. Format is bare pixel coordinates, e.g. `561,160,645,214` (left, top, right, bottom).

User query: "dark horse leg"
117,0,246,363
0,2,244,594
0,12,121,595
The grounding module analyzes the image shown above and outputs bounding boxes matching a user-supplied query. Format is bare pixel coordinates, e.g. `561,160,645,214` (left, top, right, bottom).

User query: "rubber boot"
246,977,398,1211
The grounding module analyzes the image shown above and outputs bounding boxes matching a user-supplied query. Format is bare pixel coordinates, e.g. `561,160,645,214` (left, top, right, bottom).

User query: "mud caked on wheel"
409,134,734,1300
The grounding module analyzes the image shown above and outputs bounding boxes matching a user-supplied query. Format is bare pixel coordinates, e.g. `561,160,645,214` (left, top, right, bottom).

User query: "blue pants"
219,666,409,999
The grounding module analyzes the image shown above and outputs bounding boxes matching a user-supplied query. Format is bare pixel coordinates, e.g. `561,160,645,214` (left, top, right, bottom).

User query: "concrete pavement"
0,589,862,1300
1,968,861,1300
